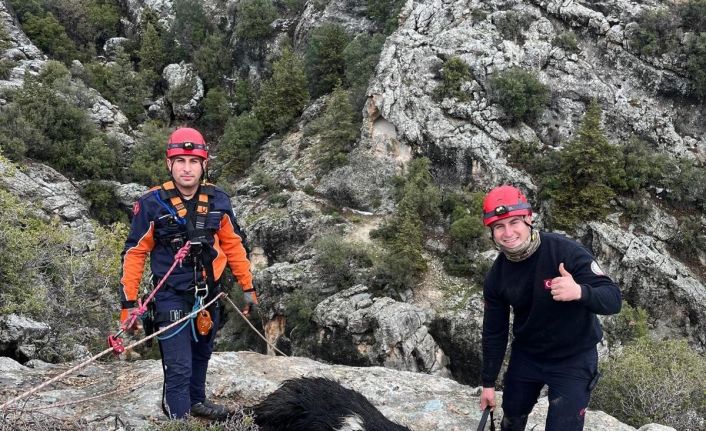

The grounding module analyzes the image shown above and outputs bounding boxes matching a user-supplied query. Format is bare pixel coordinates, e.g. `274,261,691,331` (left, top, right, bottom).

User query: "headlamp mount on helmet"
483,202,532,220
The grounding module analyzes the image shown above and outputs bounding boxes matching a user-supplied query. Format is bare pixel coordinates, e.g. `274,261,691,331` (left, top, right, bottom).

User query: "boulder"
313,285,451,376
162,62,204,121
0,314,51,363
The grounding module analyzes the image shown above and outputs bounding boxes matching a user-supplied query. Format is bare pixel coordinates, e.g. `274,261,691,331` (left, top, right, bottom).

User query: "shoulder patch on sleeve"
591,260,605,276
132,200,141,216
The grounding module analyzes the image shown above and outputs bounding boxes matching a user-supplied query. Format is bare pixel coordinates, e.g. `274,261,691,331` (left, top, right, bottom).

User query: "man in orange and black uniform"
119,127,257,420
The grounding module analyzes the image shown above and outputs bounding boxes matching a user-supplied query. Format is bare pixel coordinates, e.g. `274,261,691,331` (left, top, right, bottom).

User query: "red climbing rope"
109,242,191,351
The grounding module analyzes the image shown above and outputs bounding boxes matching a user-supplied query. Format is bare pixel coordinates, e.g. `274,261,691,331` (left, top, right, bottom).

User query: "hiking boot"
190,400,230,421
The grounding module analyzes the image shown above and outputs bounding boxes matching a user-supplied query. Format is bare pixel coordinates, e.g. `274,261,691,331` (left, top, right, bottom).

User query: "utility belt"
141,280,222,340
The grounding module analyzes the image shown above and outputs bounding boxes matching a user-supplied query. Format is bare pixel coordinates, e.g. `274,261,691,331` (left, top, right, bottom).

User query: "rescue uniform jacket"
480,232,622,388
119,184,252,309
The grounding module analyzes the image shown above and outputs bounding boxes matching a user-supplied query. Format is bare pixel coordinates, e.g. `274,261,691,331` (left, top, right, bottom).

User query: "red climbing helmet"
166,127,208,159
482,185,532,226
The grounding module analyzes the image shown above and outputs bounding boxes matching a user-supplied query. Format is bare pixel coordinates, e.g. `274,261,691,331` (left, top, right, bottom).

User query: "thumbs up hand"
549,263,582,301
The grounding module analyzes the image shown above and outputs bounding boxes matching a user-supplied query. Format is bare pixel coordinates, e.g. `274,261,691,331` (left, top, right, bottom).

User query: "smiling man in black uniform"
478,185,622,431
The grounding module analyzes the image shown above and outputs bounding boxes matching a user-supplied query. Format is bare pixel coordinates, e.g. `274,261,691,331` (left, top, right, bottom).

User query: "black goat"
253,376,411,431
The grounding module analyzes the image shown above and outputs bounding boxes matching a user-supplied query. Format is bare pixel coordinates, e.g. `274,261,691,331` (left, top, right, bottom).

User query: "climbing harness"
158,181,219,295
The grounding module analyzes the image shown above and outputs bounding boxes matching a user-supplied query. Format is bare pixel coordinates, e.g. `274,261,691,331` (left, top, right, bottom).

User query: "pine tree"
139,22,165,75
307,86,358,173
548,99,624,228
305,24,350,97
235,0,278,40
218,113,265,178
254,47,309,133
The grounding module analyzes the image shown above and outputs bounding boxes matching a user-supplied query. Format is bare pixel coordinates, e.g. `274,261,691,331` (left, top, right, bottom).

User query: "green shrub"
2,71,120,180
264,193,288,208
504,139,544,171
372,158,441,293
592,338,706,430
619,137,668,193
367,0,406,34
0,58,17,80
440,190,489,278
489,67,549,124
171,0,213,56
393,157,442,222
679,0,706,33
0,105,37,161
662,158,706,210
199,87,232,137
251,168,278,193
19,11,79,64
0,22,12,52
312,0,330,10
127,121,171,186
494,11,532,44
68,135,120,179
603,302,649,347
218,113,265,179
81,181,129,225
668,215,706,261
193,31,231,89
49,0,120,55
7,0,44,20
543,100,623,229
305,24,351,97
285,287,319,338
0,188,127,359
305,86,358,173
620,190,652,224
552,31,579,53
434,57,473,102
283,0,307,13
314,234,373,289
373,208,426,293
233,78,255,115
139,21,167,76
0,189,66,315
235,0,278,41
254,47,309,134
85,51,150,125
685,32,706,100
629,8,680,57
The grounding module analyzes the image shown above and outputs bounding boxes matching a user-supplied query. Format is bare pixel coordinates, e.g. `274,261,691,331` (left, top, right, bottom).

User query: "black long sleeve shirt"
481,232,622,387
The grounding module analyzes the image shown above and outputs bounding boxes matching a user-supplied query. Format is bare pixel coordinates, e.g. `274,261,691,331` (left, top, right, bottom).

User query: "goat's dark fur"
253,377,411,431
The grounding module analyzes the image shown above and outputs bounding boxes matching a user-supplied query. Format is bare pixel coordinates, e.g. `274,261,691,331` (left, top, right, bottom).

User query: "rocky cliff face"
356,0,706,349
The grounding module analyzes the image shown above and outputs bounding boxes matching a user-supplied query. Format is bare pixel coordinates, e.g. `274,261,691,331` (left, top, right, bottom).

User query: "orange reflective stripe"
120,222,155,302
216,214,252,290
